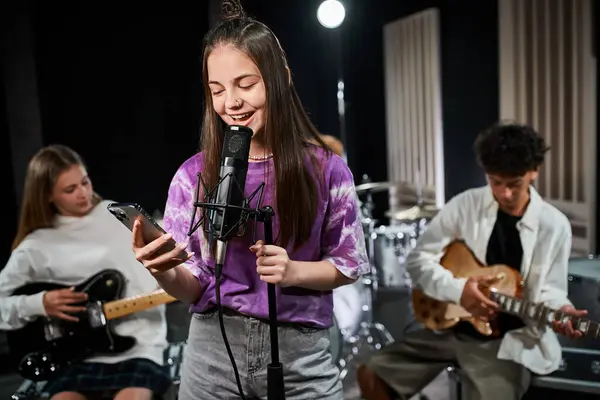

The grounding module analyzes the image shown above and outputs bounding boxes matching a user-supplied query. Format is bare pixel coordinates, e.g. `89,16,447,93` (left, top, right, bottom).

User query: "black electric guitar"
6,269,177,381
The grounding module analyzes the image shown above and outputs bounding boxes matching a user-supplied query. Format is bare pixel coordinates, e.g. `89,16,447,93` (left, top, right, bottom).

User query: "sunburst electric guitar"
412,241,600,338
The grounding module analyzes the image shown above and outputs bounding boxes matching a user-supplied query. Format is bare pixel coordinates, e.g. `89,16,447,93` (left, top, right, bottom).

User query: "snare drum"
369,224,420,289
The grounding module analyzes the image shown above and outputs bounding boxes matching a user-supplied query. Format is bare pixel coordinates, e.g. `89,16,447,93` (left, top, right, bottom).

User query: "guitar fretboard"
489,291,599,339
103,290,177,320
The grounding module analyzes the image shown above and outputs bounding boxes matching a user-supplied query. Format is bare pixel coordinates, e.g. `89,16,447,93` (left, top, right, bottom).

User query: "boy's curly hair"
474,122,550,177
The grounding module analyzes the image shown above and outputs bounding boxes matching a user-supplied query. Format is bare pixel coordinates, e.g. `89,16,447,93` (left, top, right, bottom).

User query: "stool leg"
447,366,462,400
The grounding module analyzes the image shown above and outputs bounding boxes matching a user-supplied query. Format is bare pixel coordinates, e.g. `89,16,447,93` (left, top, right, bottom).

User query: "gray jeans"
178,309,343,400
367,328,531,400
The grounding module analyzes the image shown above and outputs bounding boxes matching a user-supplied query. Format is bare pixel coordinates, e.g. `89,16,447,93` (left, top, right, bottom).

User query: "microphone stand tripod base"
337,320,395,382
337,280,396,381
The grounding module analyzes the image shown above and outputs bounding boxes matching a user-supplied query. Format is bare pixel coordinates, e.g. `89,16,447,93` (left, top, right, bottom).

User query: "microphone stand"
252,205,285,400
188,173,285,400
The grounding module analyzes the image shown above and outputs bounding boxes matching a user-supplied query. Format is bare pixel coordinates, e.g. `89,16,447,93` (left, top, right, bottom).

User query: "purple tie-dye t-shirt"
162,146,369,328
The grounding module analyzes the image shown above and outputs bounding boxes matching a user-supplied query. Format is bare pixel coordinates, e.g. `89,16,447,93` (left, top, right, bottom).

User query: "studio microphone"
211,125,253,271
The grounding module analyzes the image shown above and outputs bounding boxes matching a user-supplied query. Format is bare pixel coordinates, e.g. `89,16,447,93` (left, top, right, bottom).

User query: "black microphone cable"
215,256,247,400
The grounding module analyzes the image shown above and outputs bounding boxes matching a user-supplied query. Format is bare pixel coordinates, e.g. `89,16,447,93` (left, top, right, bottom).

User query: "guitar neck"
103,290,177,320
490,291,600,339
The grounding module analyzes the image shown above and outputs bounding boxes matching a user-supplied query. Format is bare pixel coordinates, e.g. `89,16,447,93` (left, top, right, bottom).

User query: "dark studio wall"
2,0,342,267
1,1,500,265
595,0,600,252
323,0,499,220
0,62,17,264
343,0,498,199
221,0,499,221
31,3,208,213
240,0,342,144
0,3,210,267
437,0,498,198
1,5,20,266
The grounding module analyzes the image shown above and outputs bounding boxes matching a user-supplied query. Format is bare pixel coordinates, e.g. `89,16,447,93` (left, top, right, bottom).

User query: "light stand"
188,172,285,400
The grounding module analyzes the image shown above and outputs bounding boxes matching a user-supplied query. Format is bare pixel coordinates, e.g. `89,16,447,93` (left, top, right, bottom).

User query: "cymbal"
385,205,440,221
355,181,399,194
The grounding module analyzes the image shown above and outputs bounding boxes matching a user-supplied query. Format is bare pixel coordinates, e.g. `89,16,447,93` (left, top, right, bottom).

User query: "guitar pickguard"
43,319,65,341
444,304,472,320
86,301,107,328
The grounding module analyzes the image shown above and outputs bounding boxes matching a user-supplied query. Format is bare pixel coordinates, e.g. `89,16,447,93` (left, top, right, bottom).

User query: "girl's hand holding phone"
131,219,194,275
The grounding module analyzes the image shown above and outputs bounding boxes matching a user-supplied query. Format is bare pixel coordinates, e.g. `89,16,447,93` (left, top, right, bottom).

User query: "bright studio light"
317,0,346,29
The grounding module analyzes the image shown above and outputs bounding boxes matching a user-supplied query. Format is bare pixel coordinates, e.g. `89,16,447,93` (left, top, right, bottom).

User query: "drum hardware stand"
336,176,395,381
415,165,424,207
393,167,426,287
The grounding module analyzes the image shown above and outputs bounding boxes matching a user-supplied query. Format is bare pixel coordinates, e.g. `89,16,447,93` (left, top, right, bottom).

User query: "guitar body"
7,269,136,381
412,241,524,336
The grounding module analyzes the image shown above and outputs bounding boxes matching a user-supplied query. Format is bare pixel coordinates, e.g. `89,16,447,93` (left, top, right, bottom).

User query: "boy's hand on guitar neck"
459,275,500,321
552,305,588,339
43,287,88,322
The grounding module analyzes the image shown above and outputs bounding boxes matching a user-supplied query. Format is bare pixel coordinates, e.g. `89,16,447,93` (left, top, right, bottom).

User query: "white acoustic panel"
383,8,444,208
499,0,597,255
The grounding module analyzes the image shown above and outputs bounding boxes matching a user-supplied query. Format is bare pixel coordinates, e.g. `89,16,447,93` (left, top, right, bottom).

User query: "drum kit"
331,175,440,381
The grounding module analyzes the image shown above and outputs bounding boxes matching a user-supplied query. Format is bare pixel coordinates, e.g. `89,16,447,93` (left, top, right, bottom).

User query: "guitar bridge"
87,301,107,328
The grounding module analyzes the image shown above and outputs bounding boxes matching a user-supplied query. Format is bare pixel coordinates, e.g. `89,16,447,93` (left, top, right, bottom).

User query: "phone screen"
107,202,187,258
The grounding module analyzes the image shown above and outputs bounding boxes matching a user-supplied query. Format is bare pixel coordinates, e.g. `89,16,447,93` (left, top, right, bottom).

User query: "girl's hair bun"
221,0,247,21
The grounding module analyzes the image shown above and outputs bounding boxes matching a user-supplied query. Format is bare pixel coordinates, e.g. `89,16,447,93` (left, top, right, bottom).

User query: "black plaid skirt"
44,358,172,398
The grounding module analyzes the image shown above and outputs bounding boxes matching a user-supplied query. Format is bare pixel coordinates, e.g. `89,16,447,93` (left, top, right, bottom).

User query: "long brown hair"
12,145,102,250
201,1,330,250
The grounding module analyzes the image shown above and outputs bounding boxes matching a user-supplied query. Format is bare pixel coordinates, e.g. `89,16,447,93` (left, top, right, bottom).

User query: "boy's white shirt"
406,185,572,374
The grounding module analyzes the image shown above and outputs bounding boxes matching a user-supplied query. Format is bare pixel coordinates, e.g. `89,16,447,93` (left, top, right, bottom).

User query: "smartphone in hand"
107,202,188,258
